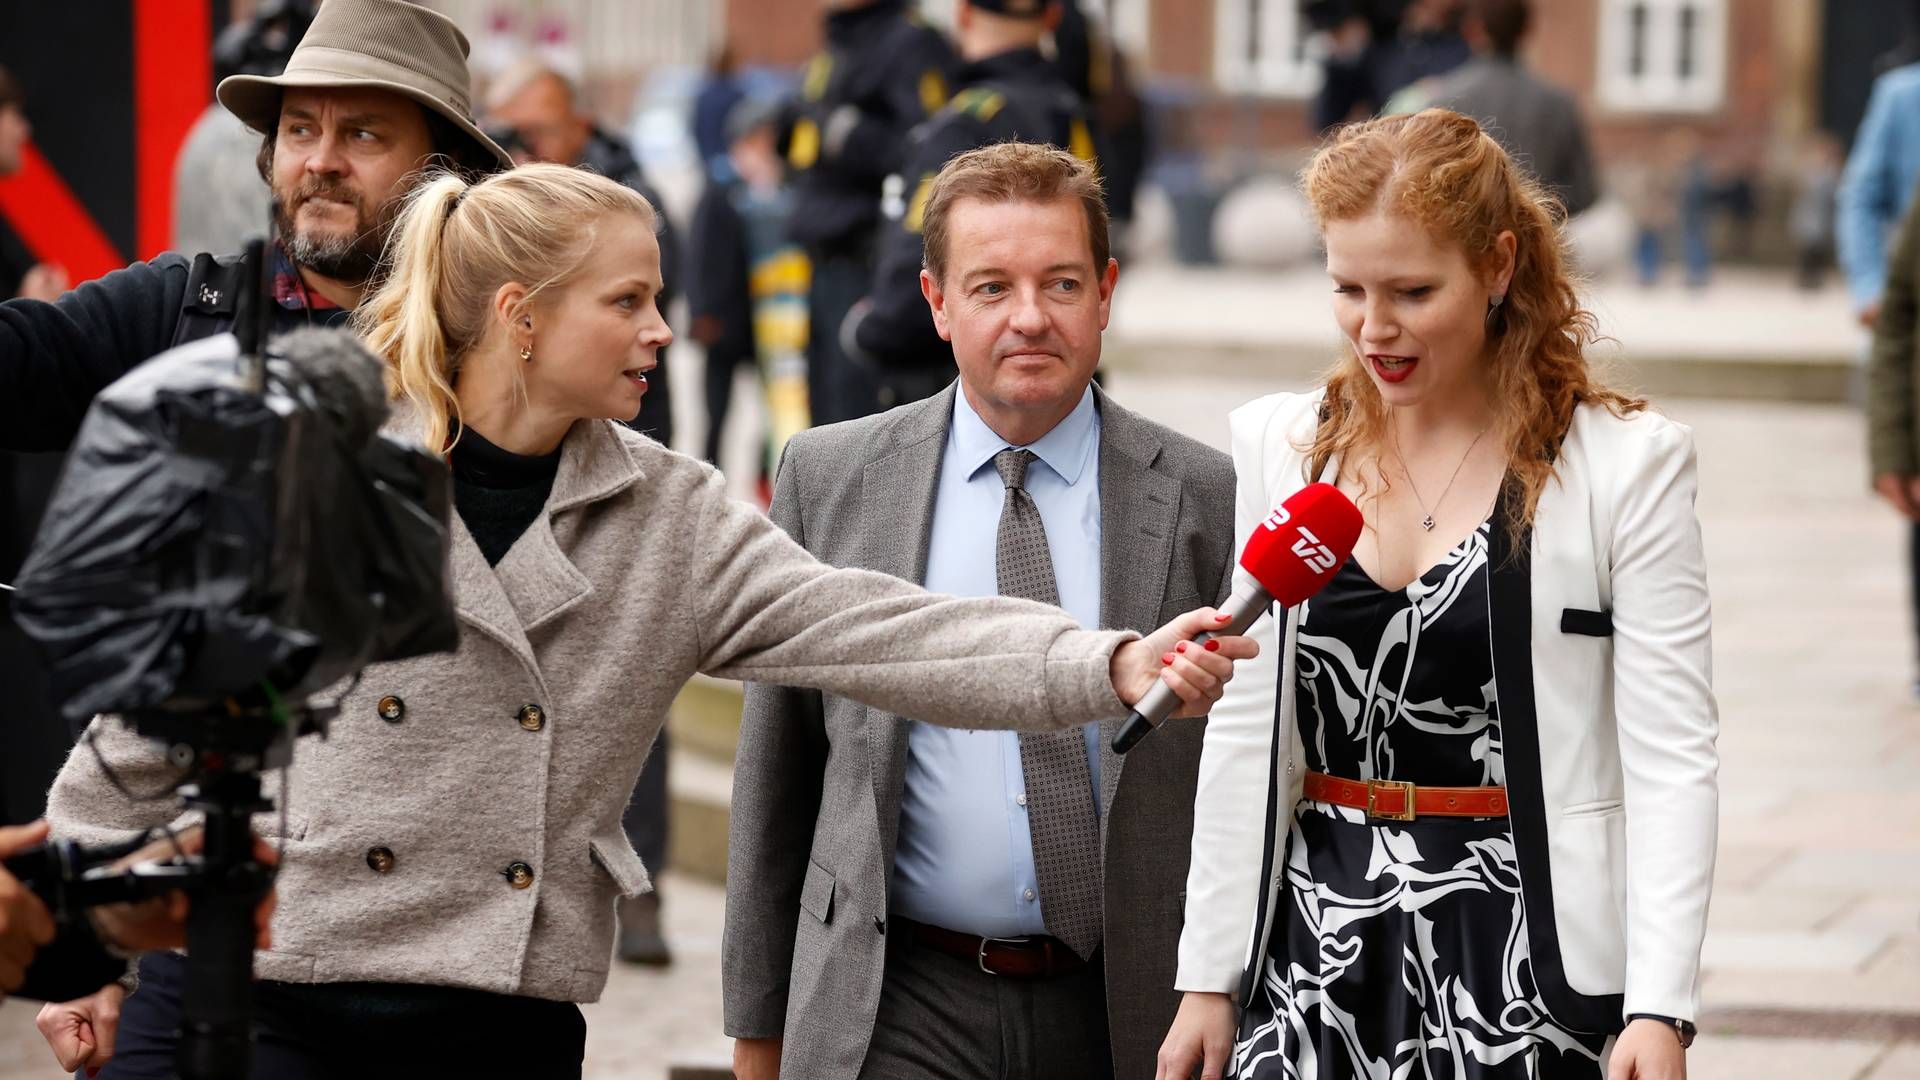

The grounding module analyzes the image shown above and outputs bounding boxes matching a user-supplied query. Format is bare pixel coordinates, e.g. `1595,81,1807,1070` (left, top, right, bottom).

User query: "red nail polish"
1215,613,1231,622
1205,639,1220,652
1161,652,1175,665
1176,642,1188,653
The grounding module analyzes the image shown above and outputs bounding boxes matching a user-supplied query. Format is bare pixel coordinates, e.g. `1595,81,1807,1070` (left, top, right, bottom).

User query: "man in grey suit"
723,141,1237,1080
1429,0,1598,218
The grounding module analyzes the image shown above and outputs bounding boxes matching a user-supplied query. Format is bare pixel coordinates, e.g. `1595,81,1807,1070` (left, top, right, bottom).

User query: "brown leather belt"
1303,770,1509,821
897,917,1089,979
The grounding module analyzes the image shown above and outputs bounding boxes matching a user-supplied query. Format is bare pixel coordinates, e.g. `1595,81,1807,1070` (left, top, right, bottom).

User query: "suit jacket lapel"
1093,389,1179,816
863,386,953,856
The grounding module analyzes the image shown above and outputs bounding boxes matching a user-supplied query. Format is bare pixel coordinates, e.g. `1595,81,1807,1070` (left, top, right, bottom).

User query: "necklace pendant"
1421,515,1436,532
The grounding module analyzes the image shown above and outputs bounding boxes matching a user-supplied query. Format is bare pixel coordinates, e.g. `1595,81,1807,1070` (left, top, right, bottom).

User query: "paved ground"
5,368,1917,1077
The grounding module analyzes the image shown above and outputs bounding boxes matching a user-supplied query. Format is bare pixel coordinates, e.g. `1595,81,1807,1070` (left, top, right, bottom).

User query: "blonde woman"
34,163,1255,1079
1157,111,1717,1080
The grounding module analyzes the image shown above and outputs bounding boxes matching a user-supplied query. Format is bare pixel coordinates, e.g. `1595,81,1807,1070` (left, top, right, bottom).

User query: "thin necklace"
1392,419,1490,532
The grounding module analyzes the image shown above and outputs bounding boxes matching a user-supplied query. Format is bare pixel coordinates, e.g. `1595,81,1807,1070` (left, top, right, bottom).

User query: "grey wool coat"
720,384,1237,1080
44,417,1140,1003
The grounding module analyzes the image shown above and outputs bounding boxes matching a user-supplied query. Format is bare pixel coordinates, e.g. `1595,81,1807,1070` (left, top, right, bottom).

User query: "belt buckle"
977,935,1029,976
1367,779,1417,821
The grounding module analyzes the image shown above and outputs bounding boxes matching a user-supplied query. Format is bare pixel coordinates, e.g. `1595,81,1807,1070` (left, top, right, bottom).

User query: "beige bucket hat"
217,0,511,170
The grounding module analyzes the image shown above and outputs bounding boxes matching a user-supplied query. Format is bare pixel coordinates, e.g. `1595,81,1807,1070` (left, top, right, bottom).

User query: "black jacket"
849,47,1093,387
2,248,346,1000
781,0,957,254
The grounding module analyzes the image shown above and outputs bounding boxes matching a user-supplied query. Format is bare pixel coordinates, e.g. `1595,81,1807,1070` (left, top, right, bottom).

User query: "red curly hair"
1300,109,1643,546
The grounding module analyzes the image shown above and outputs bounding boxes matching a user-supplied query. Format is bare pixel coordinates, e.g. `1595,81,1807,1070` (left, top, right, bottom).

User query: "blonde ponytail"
357,173,468,446
353,163,657,447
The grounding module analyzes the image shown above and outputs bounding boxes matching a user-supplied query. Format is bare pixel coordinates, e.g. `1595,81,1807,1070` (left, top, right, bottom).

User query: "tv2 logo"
1260,507,1338,573
1292,527,1337,573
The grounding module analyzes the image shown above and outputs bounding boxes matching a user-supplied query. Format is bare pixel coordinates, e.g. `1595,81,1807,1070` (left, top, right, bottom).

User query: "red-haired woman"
1157,110,1718,1080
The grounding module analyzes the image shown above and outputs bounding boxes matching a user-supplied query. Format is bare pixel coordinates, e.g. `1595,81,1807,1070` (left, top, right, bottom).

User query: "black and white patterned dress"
1233,520,1609,1080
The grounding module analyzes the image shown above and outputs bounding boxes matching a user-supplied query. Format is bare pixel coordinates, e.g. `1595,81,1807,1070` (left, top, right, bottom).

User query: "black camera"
3,240,456,1079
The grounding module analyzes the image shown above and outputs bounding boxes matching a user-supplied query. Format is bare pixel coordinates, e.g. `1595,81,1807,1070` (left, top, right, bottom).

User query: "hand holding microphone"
1112,483,1363,754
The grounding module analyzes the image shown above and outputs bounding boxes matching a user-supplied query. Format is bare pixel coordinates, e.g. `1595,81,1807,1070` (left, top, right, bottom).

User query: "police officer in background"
840,0,1094,408
783,0,957,425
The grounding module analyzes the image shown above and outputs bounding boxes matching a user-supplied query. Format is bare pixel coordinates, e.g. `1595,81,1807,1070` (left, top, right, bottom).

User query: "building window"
1215,0,1320,98
1596,0,1727,112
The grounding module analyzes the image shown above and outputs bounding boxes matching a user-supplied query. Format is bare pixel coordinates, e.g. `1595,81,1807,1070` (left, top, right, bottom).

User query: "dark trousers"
1910,522,1920,675
99,953,586,1079
806,249,880,427
858,930,1113,1080
703,342,757,466
623,732,670,876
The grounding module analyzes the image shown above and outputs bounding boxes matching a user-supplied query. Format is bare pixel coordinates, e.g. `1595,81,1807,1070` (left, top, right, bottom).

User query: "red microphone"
1110,482,1362,754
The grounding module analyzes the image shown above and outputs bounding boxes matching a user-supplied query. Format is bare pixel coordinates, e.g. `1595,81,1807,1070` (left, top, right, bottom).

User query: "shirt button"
1023,888,1036,902
366,846,396,873
503,861,535,889
376,696,404,723
1015,793,1028,807
516,704,546,732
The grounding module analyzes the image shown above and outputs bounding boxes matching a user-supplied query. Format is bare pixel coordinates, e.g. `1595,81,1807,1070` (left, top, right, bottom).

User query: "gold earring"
519,345,533,362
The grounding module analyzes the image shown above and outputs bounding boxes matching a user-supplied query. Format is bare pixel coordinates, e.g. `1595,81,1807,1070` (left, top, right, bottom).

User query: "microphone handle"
1110,584,1275,755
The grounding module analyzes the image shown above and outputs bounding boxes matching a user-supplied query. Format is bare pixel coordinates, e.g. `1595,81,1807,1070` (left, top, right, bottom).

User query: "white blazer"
1176,390,1719,1031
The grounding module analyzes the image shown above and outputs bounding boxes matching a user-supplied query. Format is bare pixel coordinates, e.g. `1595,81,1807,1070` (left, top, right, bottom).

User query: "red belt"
1303,770,1509,821
898,917,1089,979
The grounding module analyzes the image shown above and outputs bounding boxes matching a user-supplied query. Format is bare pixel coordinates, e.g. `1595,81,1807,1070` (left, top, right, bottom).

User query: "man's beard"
274,177,396,285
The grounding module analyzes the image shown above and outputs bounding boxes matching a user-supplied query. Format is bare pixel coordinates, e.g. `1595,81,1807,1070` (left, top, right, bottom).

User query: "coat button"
503,861,535,889
366,847,396,873
377,696,405,723
516,704,546,732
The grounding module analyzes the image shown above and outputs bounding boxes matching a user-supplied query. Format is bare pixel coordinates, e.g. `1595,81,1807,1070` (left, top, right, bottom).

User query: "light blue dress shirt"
1838,62,1920,310
889,386,1103,938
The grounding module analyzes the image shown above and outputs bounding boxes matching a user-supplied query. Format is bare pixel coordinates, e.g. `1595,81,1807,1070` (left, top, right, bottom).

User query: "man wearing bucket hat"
0,0,508,455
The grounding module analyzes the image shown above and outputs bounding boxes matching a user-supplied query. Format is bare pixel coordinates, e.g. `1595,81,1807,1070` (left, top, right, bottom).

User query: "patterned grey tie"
994,448,1103,959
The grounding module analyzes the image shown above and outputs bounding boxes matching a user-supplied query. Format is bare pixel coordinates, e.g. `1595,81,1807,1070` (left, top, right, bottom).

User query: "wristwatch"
1626,1013,1697,1049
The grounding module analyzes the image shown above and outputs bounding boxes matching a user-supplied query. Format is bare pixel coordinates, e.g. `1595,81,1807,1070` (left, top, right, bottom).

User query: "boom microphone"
1110,482,1363,754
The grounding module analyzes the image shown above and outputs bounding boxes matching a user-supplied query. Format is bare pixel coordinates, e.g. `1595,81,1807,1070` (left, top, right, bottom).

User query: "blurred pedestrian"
687,97,811,485
1838,4,1920,329
1308,0,1469,131
173,0,313,254
691,42,746,182
1047,2,1149,253
485,56,679,450
843,0,1096,408
781,0,957,425
1622,130,1712,289
0,66,65,302
1791,133,1842,292
1160,109,1716,1080
1428,0,1597,218
1867,188,1920,697
724,141,1236,1080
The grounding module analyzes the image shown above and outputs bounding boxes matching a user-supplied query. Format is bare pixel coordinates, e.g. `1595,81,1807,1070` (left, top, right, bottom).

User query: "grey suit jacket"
1431,56,1599,218
721,383,1237,1080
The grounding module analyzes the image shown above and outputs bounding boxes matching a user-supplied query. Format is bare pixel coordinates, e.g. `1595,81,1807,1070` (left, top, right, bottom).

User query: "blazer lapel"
496,419,644,632
1093,390,1180,816
450,515,541,675
862,387,953,855
454,420,646,677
